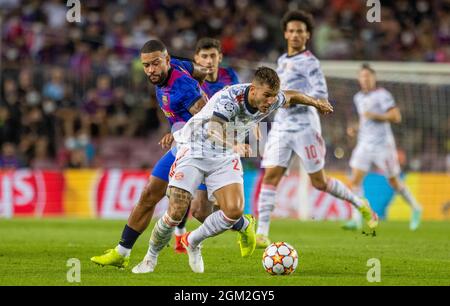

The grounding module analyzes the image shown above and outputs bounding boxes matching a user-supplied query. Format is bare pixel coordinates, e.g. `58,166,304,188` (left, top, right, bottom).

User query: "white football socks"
256,184,277,236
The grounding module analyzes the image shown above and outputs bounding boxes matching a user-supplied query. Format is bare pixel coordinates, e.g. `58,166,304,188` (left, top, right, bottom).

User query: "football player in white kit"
343,64,422,231
255,10,379,248
132,67,333,273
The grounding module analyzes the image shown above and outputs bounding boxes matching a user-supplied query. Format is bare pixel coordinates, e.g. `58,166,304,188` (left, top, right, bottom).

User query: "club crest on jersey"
174,172,184,180
163,109,175,118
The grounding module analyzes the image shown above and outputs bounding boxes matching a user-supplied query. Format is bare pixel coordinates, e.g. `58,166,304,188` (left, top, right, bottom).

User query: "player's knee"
191,202,212,223
312,179,327,191
167,210,185,223
191,208,210,223
388,178,402,191
222,205,244,221
263,171,282,187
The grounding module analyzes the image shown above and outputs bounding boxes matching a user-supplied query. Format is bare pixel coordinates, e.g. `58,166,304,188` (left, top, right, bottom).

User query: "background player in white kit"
255,11,379,248
132,67,333,273
343,64,422,231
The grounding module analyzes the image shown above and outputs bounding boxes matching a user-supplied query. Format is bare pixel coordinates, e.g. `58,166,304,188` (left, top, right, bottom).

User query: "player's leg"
190,190,249,230
343,144,373,230
175,185,250,253
388,176,422,230
179,183,245,273
181,155,255,271
296,129,378,230
90,150,174,268
309,169,378,229
133,148,203,273
255,166,287,248
132,186,196,273
183,183,245,263
376,145,422,230
342,168,367,230
256,128,292,248
174,184,211,254
174,205,190,254
187,183,245,245
190,190,216,222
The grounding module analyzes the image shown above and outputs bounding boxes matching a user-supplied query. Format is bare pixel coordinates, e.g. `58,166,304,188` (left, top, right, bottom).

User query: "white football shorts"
349,142,400,177
168,146,244,200
261,126,326,174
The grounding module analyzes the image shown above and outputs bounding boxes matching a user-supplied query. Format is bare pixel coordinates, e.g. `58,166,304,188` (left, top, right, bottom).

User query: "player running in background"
132,67,333,273
255,11,379,249
90,40,251,270
343,64,422,231
174,37,240,253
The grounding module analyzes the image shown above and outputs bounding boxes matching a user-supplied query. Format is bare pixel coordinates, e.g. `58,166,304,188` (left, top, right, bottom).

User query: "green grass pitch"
0,218,449,286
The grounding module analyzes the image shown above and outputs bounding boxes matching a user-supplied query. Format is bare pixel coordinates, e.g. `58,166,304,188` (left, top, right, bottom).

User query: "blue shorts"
151,147,207,191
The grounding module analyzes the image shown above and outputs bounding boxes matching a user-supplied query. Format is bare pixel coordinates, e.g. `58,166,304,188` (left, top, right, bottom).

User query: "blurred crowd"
1,0,449,170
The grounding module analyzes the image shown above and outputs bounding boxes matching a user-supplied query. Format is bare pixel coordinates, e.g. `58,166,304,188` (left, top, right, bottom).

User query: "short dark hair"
361,63,376,74
281,10,314,34
253,67,280,92
195,38,222,54
140,39,167,54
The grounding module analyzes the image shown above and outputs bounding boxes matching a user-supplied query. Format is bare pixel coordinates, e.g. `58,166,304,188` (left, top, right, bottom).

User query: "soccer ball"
262,242,298,275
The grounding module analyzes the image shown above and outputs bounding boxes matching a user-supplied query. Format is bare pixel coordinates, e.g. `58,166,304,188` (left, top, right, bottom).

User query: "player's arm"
207,115,252,156
364,107,401,124
159,97,206,149
188,97,207,115
178,76,207,115
207,115,232,148
283,90,333,114
155,106,174,149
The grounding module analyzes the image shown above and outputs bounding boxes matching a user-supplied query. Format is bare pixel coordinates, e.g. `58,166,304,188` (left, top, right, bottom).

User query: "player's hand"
233,143,253,157
315,99,333,114
195,64,214,75
159,133,174,149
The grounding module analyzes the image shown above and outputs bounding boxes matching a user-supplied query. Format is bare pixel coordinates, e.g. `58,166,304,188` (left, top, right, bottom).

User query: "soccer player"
343,64,422,231
255,10,379,249
174,37,240,253
131,67,333,273
90,40,252,270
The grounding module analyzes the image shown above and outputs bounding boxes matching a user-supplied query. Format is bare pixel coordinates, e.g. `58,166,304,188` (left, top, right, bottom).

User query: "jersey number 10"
305,145,318,160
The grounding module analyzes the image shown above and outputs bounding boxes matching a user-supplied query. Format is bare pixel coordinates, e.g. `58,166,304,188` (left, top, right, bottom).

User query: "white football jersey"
353,88,397,150
274,50,328,132
173,83,286,157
